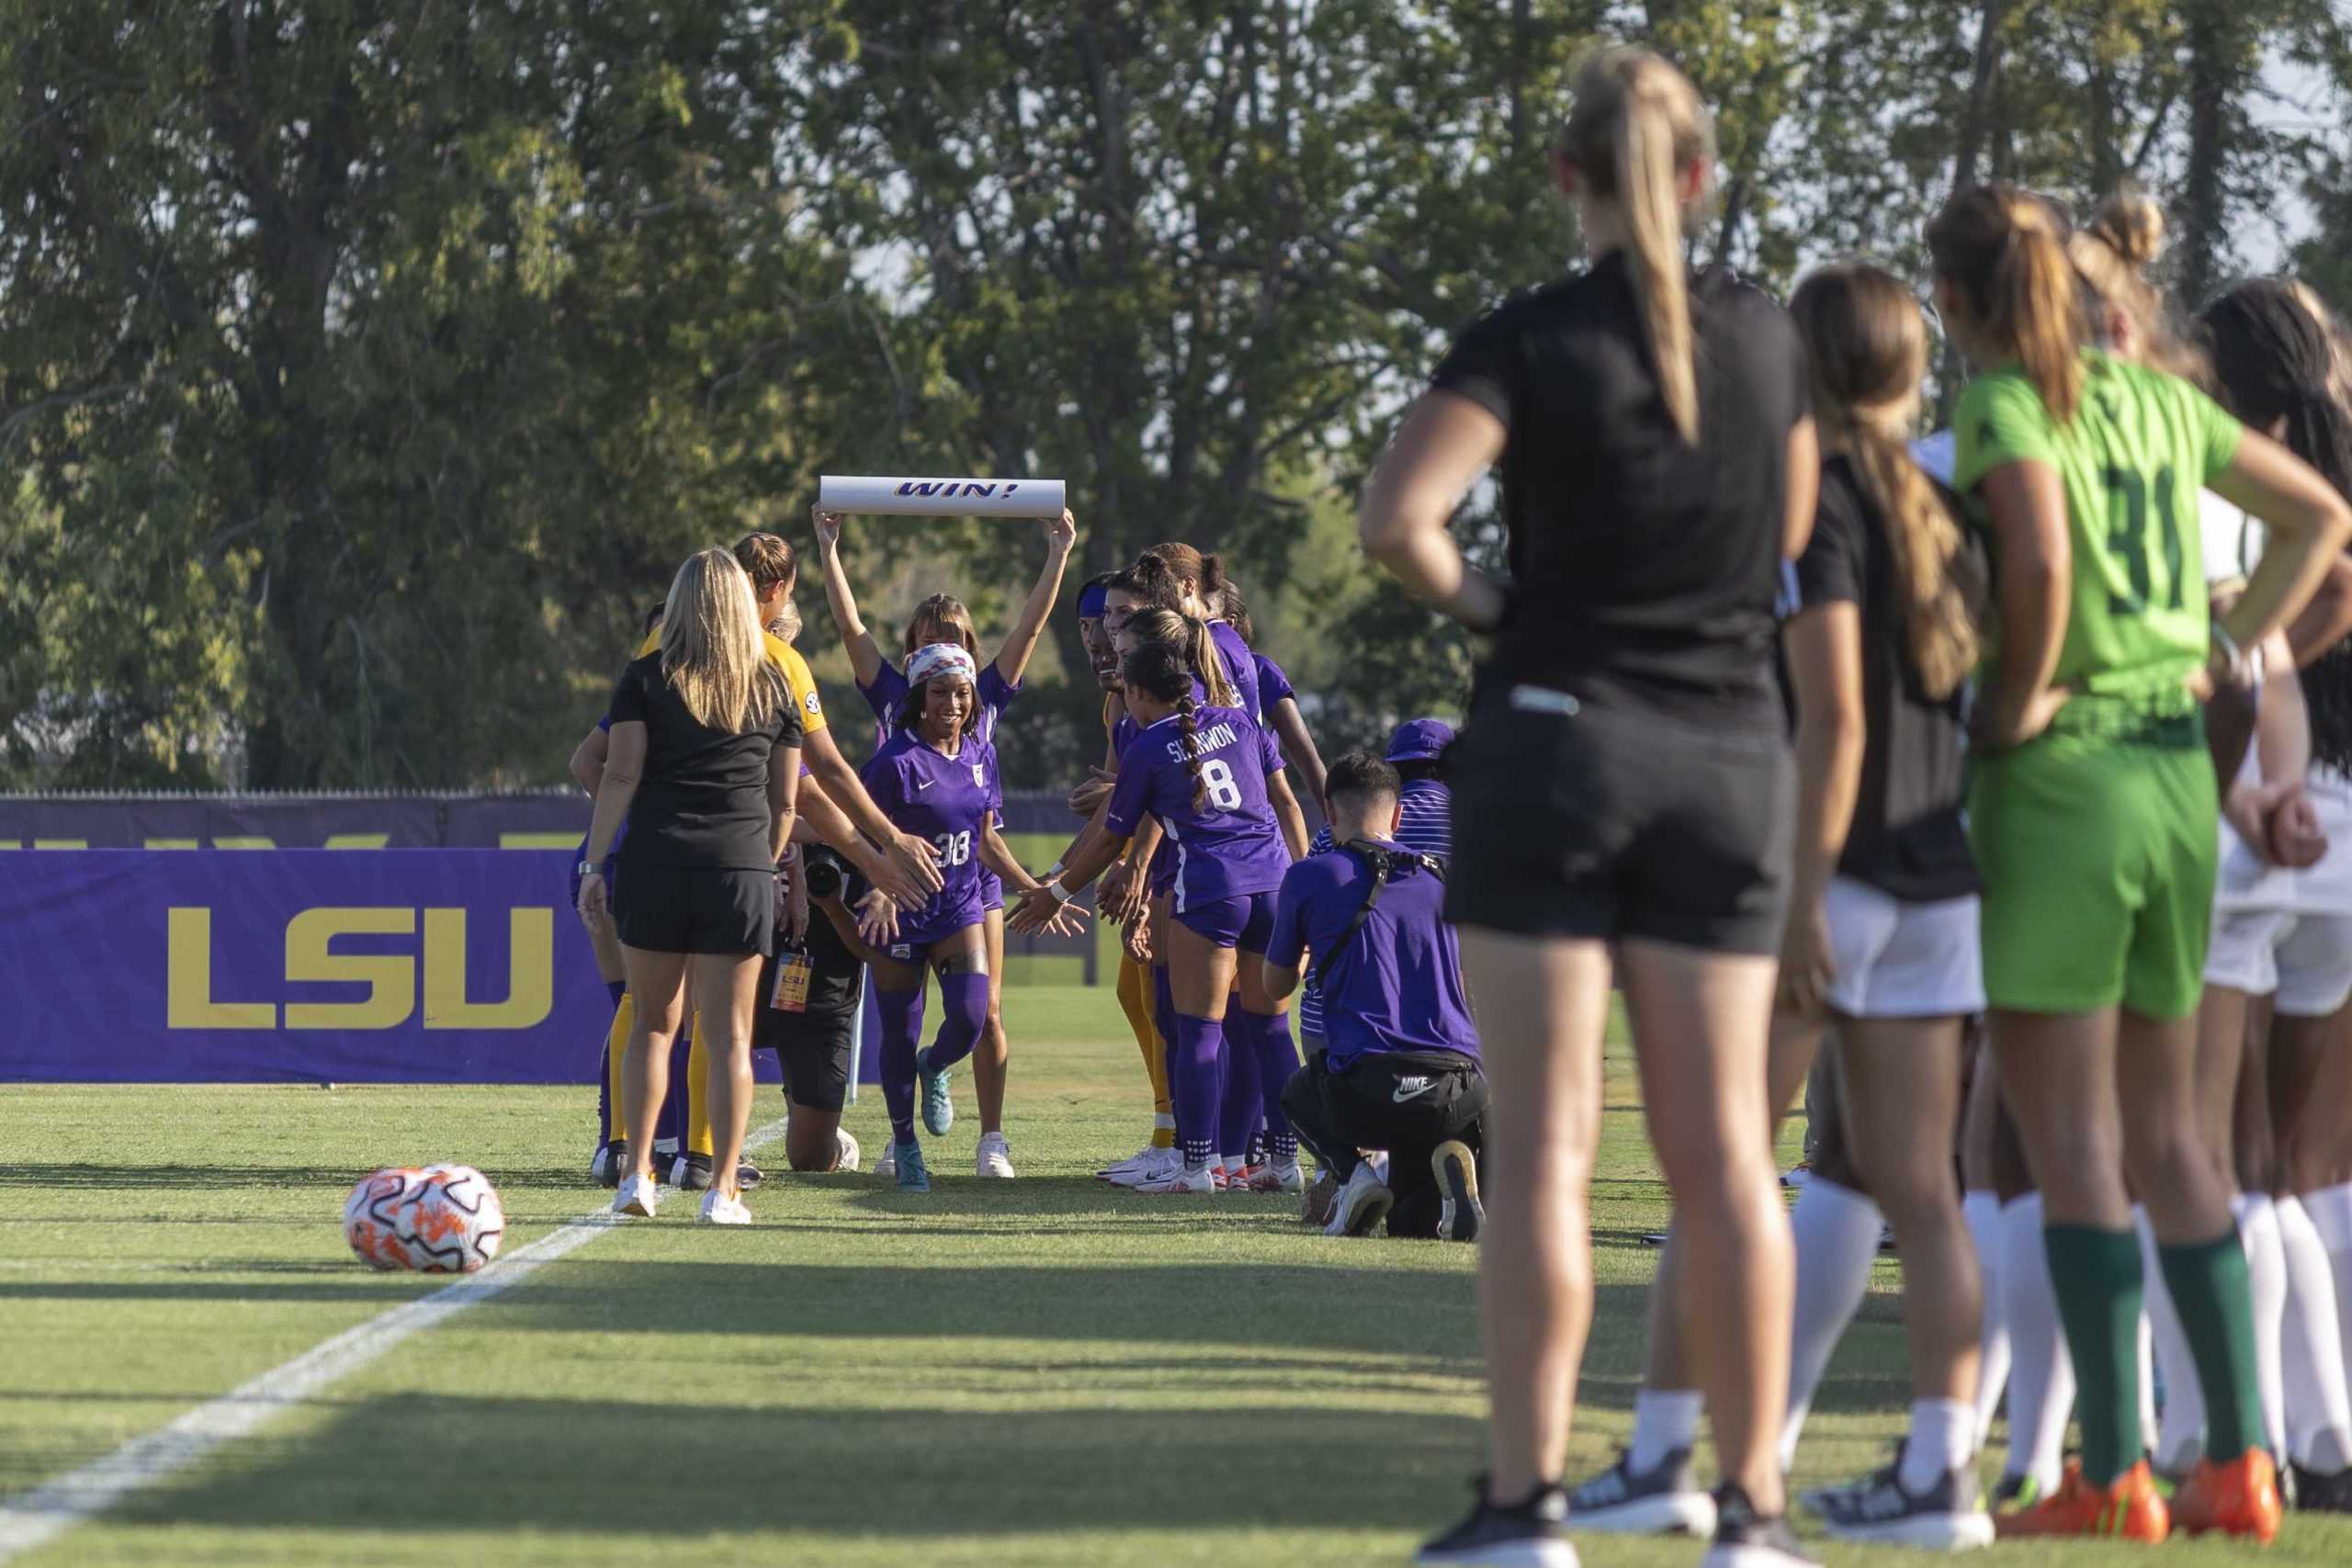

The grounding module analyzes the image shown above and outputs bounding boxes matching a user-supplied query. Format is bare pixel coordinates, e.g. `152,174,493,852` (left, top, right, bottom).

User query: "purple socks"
875,984,928,1145
917,971,991,1076
1170,1015,1224,1168
1233,1008,1300,1159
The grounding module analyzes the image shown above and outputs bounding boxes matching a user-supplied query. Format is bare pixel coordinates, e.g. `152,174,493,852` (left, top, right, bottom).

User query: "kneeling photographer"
761,842,874,1172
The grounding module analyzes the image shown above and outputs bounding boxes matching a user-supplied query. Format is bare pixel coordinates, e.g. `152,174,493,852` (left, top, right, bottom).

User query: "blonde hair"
1790,264,1982,698
1927,185,2086,423
659,547,784,733
2068,191,2206,383
901,592,978,658
1562,46,1713,443
1120,607,1238,709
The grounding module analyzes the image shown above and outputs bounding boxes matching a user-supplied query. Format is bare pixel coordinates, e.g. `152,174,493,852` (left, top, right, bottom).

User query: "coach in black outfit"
579,547,802,1225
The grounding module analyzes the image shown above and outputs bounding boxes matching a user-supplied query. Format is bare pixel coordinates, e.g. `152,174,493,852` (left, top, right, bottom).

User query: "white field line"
0,1116,793,1562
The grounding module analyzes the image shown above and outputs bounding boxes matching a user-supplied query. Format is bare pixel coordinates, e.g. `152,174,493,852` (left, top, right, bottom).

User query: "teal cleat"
893,1137,931,1193
918,1050,955,1136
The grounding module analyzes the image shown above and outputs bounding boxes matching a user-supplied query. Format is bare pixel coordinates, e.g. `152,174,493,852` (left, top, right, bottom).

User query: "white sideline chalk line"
0,1117,794,1562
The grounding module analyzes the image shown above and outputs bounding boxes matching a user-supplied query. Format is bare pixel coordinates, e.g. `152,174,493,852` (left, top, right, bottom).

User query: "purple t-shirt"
1267,838,1478,1069
1209,619,1261,721
860,728,1003,947
1253,651,1295,711
1104,704,1290,913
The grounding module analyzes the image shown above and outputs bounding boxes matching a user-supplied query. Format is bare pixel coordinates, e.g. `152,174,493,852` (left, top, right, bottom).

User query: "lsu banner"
0,851,632,1083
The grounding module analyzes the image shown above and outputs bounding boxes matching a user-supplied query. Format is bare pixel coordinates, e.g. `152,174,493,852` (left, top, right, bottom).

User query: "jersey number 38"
932,829,974,866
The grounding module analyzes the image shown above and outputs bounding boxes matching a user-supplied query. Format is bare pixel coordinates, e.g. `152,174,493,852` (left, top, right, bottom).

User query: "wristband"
1044,876,1072,905
1044,861,1066,881
578,862,604,879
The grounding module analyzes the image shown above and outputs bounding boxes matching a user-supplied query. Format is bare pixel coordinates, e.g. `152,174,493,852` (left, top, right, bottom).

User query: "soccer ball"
342,1164,505,1274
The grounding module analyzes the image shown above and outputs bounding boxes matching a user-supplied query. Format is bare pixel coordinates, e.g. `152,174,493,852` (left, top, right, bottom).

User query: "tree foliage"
2,2,2347,789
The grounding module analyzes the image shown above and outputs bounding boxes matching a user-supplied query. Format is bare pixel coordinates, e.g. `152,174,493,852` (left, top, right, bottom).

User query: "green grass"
5,985,2348,1565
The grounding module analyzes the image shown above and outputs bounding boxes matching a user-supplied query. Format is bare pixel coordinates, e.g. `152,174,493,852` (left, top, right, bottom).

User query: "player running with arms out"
1264,750,1484,1241
1362,46,1821,1568
1931,183,2350,1542
578,549,801,1226
1012,639,1311,1194
860,643,1080,1193
811,504,1077,1179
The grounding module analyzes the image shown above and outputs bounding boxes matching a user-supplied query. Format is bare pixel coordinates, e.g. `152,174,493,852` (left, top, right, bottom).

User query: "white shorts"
1823,878,1986,1019
2205,906,2352,1017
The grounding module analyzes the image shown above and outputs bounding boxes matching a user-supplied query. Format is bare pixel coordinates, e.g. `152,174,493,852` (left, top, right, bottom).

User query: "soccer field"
6,988,2349,1566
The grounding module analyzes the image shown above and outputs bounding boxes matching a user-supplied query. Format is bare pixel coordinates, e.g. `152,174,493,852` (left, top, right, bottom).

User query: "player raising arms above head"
1930,183,2350,1542
1013,637,1310,1193
859,643,1080,1193
811,504,1075,1180
1360,44,1821,1568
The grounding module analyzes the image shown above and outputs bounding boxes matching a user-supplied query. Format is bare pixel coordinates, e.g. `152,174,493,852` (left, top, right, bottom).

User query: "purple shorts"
980,869,1004,915
882,888,987,960
1173,889,1278,953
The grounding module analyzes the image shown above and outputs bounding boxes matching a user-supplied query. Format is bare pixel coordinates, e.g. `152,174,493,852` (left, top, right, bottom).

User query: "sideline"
0,1117,794,1562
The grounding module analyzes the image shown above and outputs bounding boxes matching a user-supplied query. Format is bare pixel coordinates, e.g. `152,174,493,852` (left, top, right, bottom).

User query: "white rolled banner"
818,474,1066,518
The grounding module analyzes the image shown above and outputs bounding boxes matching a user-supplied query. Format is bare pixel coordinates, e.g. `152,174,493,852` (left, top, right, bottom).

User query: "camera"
801,845,847,901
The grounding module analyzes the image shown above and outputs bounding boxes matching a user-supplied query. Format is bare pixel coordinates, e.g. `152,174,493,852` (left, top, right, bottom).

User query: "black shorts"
612,863,774,955
1445,685,1793,953
753,1003,854,1113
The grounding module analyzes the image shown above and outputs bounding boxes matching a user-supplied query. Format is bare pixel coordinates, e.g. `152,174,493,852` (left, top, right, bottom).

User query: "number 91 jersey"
1104,704,1292,913
861,728,1003,949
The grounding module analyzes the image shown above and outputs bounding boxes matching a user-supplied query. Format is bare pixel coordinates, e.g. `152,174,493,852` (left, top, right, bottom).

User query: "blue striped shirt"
1296,777,1451,1041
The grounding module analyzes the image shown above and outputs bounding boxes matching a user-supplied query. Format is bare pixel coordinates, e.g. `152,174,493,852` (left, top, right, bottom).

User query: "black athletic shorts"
1445,684,1794,953
612,863,775,956
754,1003,854,1113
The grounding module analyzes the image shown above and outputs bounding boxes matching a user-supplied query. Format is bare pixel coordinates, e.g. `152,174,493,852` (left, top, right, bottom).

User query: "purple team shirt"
1208,619,1261,722
863,659,1018,909
860,728,1003,951
1103,704,1290,913
1267,839,1479,1069
1253,651,1295,712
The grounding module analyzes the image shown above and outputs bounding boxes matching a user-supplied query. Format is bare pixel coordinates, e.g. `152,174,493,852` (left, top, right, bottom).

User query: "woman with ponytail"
1360,44,1820,1568
1012,641,1309,1194
1928,182,2352,1542
1745,262,1993,1545
1134,545,1261,721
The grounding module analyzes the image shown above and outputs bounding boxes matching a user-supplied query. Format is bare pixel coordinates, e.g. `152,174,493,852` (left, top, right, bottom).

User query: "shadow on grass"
106,1393,1486,1538
0,1163,588,1191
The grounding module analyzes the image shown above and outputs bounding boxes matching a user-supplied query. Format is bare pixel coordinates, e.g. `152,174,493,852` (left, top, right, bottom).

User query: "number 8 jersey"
1104,704,1293,913
860,728,1004,949
1955,348,2243,712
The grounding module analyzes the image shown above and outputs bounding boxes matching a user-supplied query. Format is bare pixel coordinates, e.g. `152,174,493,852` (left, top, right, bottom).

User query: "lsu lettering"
166,906,555,1031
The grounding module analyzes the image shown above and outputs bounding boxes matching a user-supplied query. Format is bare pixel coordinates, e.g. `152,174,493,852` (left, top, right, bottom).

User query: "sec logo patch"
803,690,822,715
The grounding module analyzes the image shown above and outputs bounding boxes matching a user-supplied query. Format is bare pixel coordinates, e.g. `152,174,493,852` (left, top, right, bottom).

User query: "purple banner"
0,851,627,1083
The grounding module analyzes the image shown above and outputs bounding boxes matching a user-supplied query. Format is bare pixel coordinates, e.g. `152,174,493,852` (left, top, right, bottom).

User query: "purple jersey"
1104,704,1290,913
1208,619,1261,722
860,728,1003,948
1253,651,1295,711
1267,838,1478,1070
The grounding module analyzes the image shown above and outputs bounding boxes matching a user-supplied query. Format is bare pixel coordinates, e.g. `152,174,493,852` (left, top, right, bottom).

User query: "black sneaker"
1563,1446,1715,1536
673,1153,714,1190
1433,1140,1484,1243
1817,1450,1993,1549
2291,1459,2352,1513
1417,1478,1577,1566
592,1141,628,1190
737,1158,765,1190
1703,1483,1816,1567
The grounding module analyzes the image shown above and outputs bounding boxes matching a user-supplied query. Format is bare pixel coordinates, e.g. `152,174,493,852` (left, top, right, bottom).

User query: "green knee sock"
2045,1224,2146,1487
2159,1228,2268,1461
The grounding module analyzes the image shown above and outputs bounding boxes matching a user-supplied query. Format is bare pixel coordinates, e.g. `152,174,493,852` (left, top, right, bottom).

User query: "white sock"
1154,1111,1175,1131
1779,1178,1883,1470
2307,1181,2352,1387
2237,1192,2290,1461
2278,1196,2352,1472
2140,1298,2160,1454
2000,1194,2075,1493
1900,1397,1979,1493
2140,1209,2205,1469
1964,1190,2011,1449
1630,1388,1704,1473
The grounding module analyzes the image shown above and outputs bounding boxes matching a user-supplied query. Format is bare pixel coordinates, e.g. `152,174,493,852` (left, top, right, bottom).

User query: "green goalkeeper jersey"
1953,348,2243,715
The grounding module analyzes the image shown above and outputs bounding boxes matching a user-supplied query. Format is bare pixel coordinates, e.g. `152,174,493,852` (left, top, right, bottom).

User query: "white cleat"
613,1173,660,1218
833,1127,862,1172
1133,1160,1216,1195
1324,1162,1394,1236
1095,1143,1159,1181
976,1131,1016,1179
1250,1159,1306,1193
873,1140,897,1179
699,1189,752,1225
1103,1145,1182,1188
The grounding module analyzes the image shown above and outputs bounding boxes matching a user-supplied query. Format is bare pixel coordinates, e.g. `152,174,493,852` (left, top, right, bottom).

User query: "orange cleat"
1993,1461,2169,1543
2170,1447,2283,1543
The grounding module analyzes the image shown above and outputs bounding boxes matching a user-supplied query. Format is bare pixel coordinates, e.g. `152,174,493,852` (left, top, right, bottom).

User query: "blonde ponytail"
1849,424,1981,697
1927,186,2087,424
1564,46,1711,444
660,547,783,734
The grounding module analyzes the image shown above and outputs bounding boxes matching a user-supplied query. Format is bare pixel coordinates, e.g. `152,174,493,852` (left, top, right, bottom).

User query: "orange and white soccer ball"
342,1164,504,1274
